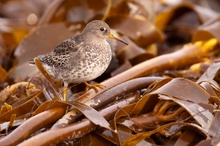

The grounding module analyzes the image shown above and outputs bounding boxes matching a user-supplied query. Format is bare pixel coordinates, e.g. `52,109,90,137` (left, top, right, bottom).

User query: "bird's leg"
63,82,68,101
84,82,105,92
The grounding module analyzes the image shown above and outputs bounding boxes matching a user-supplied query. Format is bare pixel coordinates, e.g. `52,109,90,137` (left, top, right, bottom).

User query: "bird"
29,20,127,100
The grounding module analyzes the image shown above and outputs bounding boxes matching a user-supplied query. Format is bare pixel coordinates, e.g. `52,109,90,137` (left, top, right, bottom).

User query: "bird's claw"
84,82,105,92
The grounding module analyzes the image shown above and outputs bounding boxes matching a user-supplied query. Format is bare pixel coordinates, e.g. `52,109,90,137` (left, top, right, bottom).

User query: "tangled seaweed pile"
0,0,220,145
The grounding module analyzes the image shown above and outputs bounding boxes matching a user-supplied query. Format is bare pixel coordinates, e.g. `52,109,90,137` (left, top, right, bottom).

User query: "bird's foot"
84,82,105,92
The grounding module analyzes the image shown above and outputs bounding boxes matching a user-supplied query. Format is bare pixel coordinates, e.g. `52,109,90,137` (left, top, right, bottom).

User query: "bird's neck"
80,31,104,44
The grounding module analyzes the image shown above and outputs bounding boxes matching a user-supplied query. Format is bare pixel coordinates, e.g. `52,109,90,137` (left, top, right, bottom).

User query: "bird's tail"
29,55,44,66
29,59,36,66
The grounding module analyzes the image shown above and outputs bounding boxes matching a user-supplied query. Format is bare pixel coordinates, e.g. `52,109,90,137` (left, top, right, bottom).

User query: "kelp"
0,0,220,145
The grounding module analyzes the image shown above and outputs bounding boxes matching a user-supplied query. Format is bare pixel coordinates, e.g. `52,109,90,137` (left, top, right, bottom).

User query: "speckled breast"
61,41,112,84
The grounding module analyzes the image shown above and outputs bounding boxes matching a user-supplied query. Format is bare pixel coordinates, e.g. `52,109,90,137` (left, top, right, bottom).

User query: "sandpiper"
30,20,127,100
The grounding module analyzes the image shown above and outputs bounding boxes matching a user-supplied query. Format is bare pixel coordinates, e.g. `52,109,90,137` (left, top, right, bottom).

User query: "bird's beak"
109,33,128,45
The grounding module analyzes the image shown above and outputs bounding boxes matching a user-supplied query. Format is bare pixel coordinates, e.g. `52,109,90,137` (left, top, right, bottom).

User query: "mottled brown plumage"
30,20,127,99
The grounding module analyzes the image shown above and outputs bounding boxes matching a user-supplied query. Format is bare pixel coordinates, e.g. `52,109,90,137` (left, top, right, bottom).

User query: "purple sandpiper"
30,20,127,100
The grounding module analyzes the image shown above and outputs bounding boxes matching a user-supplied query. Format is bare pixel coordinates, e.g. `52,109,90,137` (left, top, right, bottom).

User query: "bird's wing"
52,36,79,55
39,36,81,68
29,36,80,66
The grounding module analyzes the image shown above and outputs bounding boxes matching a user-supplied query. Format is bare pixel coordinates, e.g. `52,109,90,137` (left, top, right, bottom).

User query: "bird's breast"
63,41,112,83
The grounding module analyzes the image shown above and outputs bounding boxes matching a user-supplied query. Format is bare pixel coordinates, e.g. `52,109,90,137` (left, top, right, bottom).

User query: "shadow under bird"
29,20,127,100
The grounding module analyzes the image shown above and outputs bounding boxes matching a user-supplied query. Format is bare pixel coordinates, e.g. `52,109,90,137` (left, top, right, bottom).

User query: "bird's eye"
100,27,105,31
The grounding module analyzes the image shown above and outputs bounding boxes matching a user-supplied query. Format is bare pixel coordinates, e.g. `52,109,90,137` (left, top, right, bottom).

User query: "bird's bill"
109,33,128,45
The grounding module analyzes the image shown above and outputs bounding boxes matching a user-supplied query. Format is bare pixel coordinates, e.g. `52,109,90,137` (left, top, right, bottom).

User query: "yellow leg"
84,82,105,92
63,87,67,101
63,82,68,101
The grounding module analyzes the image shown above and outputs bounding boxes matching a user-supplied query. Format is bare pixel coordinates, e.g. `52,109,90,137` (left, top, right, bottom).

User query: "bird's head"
82,20,128,45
